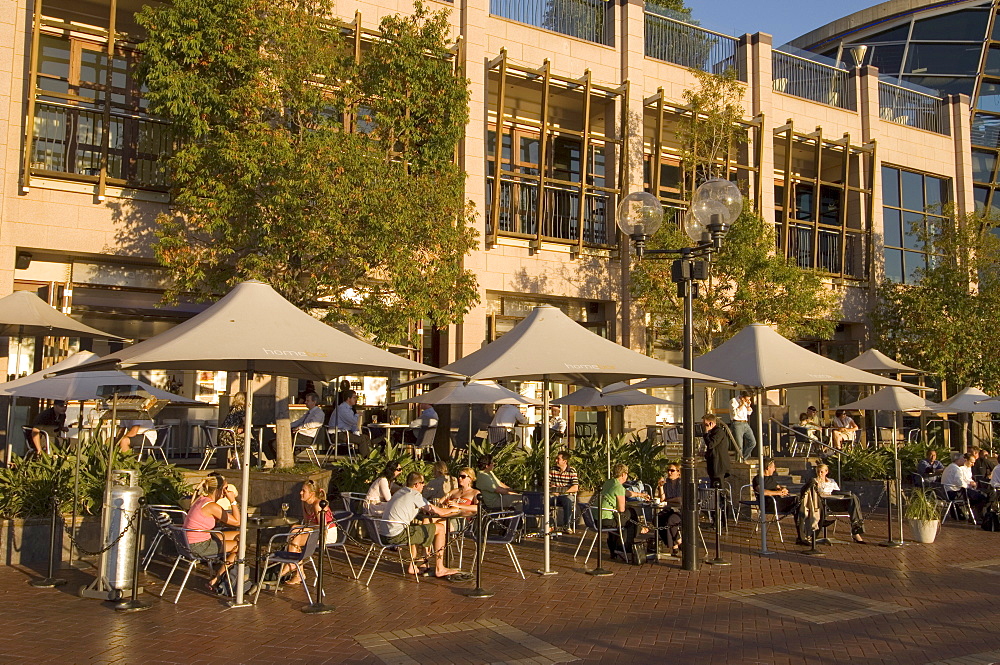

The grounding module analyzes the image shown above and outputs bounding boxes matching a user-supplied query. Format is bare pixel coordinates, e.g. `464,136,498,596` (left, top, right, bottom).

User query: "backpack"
981,507,1000,532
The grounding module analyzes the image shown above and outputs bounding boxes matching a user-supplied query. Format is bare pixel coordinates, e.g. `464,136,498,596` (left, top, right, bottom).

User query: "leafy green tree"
871,211,1000,394
136,0,479,347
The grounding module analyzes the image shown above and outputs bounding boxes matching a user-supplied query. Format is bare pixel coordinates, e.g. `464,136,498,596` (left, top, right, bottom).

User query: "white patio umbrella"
845,349,925,375
436,304,727,575
837,386,945,545
629,324,920,554
553,382,676,477
62,280,455,606
937,387,1000,450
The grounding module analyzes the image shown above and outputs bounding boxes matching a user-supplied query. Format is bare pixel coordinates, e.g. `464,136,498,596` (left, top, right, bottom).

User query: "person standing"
730,391,756,460
703,414,731,488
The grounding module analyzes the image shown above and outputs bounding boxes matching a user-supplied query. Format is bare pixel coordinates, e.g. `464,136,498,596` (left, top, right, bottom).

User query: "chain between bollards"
29,494,67,588
115,498,151,612
302,500,334,614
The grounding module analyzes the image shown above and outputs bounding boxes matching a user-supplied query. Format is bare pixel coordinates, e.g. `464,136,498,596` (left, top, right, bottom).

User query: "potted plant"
904,488,941,543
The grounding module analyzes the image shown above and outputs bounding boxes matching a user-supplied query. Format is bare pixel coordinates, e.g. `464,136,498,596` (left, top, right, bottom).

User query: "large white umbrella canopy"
0,291,123,339
845,349,925,375
435,304,724,575
837,386,943,412
59,280,454,606
0,351,199,403
393,380,541,406
551,382,676,407
939,387,1000,414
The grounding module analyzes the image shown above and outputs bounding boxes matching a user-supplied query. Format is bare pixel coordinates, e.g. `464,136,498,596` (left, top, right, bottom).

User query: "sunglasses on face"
458,474,469,479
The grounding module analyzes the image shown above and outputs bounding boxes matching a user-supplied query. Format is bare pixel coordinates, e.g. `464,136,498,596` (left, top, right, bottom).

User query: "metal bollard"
301,500,334,614
28,495,67,588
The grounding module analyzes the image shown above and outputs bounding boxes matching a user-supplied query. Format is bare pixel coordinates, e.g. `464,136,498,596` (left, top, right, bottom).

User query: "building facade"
0,0,973,417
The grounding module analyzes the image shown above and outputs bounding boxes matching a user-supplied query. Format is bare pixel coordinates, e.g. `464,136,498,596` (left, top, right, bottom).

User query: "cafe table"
246,514,298,584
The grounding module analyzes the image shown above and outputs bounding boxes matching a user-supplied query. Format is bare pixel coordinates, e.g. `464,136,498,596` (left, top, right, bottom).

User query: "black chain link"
62,502,141,557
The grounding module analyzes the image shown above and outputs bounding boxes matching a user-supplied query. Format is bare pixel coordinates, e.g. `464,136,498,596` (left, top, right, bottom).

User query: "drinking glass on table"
280,502,289,518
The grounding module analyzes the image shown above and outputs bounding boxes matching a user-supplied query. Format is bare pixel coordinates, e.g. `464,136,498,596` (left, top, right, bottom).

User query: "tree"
632,70,837,356
136,0,479,348
870,210,1000,394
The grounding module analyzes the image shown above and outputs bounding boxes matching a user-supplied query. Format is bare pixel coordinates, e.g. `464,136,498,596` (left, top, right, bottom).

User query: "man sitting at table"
942,452,988,519
327,390,372,456
30,399,68,454
917,449,944,476
752,458,800,537
549,451,579,531
409,403,438,445
972,447,997,480
379,472,463,579
489,403,527,445
263,391,325,465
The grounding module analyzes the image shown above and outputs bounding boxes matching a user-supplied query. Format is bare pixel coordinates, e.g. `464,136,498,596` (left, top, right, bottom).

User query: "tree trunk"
275,376,292,468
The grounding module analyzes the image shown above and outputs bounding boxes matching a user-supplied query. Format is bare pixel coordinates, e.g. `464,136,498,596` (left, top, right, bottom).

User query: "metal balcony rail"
772,48,854,111
644,11,743,80
30,100,172,188
787,225,865,279
490,0,612,46
878,80,950,135
488,176,612,246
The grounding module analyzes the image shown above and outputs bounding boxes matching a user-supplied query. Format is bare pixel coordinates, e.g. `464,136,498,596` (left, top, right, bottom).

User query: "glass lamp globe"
692,178,743,225
615,191,664,239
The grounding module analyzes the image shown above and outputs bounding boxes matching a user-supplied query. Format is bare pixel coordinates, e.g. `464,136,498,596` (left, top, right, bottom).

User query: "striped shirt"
549,465,578,491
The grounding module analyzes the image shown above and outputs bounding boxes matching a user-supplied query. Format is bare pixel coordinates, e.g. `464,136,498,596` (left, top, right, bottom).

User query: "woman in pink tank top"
183,475,241,592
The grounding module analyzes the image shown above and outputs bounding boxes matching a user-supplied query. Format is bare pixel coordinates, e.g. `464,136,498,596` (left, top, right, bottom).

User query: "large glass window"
904,43,982,76
910,9,989,41
881,166,951,284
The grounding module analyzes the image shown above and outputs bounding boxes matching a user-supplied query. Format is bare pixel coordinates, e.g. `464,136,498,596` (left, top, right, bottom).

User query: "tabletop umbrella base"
879,540,904,548
704,557,731,566
466,587,495,598
534,569,559,576
224,600,254,609
28,577,66,588
301,603,336,614
586,567,613,577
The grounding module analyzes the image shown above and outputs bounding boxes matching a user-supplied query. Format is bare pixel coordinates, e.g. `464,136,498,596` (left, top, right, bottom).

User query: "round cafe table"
246,514,297,584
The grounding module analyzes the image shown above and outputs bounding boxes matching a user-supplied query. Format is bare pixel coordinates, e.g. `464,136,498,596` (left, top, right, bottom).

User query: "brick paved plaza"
2,510,998,665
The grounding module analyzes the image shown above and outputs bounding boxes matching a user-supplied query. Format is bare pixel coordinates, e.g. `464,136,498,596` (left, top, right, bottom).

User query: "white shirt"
832,415,858,440
730,398,752,421
990,464,1000,489
491,404,527,427
291,406,325,437
941,462,974,492
328,401,360,434
549,414,567,434
816,478,839,495
380,487,428,537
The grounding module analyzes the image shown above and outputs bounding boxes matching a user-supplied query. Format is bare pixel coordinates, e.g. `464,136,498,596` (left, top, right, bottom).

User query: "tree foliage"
632,70,837,354
136,0,478,345
870,211,1000,393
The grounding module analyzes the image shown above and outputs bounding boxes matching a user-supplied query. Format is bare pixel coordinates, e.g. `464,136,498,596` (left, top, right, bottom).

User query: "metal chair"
459,512,525,579
253,527,321,605
417,427,438,462
574,502,626,566
934,484,976,524
520,491,552,537
740,493,799,543
357,516,421,586
325,428,358,461
21,426,51,456
292,429,321,466
136,425,171,463
198,425,241,470
159,526,229,604
910,473,927,491
322,512,358,580
142,505,187,571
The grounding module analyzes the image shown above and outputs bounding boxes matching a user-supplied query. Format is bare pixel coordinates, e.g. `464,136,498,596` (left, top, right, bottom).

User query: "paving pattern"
2,512,1000,664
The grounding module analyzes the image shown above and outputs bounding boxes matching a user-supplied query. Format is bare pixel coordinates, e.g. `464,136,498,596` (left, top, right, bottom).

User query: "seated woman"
439,467,480,519
814,463,865,543
475,454,519,510
830,409,859,450
422,461,457,502
365,460,403,516
283,479,335,585
183,475,241,593
218,392,246,468
596,464,644,562
655,465,683,555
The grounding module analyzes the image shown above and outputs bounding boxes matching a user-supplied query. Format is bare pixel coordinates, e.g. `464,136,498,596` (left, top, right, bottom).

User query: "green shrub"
329,441,425,494
904,488,942,521
831,445,892,482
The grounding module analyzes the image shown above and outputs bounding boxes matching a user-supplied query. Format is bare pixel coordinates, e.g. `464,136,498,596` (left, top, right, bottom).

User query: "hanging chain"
62,501,141,557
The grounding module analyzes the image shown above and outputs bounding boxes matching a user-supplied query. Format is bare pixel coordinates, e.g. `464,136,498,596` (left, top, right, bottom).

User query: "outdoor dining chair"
136,425,171,463
292,429,322,466
21,426,50,456
458,511,525,579
322,512,358,580
253,527,321,605
159,525,230,604
198,425,241,470
574,502,628,565
141,505,186,571
357,516,421,586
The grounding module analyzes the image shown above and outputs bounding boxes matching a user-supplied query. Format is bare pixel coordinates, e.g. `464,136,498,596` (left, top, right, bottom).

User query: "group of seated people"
751,457,866,544
27,399,157,456
938,449,998,520
788,406,858,453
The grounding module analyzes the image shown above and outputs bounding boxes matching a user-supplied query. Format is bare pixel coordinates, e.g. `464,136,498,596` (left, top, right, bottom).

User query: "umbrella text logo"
262,348,330,358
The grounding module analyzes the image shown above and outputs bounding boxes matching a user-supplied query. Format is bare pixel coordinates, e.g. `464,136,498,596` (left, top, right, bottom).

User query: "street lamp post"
616,180,742,572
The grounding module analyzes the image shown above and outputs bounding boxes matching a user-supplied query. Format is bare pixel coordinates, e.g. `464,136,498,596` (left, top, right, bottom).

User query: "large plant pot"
908,518,940,543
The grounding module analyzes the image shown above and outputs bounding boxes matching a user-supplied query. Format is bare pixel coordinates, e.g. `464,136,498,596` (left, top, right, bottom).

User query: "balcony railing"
30,101,172,189
490,0,612,46
488,176,612,246
786,224,865,279
772,48,854,111
878,80,950,135
644,12,743,80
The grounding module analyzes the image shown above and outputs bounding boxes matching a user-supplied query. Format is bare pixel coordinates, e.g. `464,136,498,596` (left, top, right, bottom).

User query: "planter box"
205,469,332,520
0,515,160,568
841,481,895,509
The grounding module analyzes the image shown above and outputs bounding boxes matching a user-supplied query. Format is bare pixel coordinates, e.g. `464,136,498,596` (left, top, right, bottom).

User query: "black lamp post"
615,180,743,572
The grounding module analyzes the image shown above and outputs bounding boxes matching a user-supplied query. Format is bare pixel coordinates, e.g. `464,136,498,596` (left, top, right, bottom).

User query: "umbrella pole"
880,414,902,548
230,361,255,607
756,389,773,555
537,377,556,576
605,407,611,479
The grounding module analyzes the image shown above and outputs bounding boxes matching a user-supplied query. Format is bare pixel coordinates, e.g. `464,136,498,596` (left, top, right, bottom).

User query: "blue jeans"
732,421,755,459
551,494,575,528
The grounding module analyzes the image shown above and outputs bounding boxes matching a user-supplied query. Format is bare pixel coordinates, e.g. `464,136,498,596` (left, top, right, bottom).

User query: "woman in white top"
814,463,865,543
365,460,403,516
830,409,858,449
